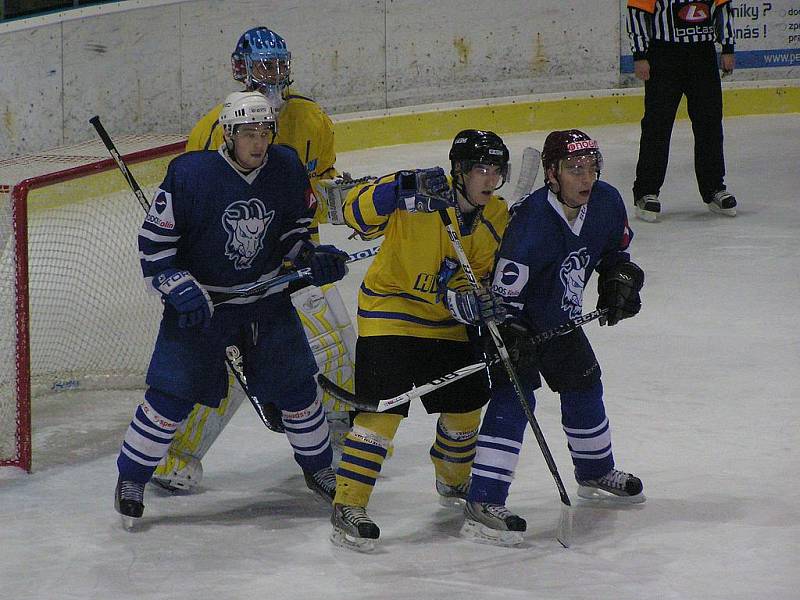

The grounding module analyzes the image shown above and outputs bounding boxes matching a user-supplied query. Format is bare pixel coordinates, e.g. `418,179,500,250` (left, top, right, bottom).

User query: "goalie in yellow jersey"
152,26,356,493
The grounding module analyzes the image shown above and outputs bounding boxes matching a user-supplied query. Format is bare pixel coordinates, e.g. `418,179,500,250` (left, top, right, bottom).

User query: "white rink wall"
1,0,798,156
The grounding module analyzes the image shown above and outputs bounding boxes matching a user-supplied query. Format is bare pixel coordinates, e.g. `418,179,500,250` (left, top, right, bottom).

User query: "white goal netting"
0,134,185,470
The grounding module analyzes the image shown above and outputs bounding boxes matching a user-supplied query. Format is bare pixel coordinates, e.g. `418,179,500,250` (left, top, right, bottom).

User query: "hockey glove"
446,287,507,326
597,261,645,326
396,167,454,213
154,269,214,329
297,243,349,287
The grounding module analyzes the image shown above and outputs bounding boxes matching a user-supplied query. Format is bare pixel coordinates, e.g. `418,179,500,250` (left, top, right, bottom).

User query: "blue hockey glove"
154,269,214,329
597,261,644,326
396,167,454,213
445,287,507,325
297,243,349,287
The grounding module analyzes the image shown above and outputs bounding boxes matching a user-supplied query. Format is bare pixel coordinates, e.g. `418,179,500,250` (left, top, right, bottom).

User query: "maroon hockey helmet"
541,129,603,174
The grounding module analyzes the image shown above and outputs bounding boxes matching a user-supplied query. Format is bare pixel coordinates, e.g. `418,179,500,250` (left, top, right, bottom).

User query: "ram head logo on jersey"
222,198,274,270
559,248,590,318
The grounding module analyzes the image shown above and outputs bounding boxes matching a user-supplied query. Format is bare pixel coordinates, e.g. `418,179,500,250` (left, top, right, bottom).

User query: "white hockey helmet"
218,91,277,137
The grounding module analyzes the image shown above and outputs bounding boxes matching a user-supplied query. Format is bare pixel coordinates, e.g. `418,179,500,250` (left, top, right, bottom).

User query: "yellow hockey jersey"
344,174,509,342
186,92,338,229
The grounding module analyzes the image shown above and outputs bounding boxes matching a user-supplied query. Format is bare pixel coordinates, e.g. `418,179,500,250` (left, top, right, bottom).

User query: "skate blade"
459,519,523,547
635,206,659,223
330,527,377,553
437,495,466,509
577,485,646,504
707,203,736,217
119,514,140,531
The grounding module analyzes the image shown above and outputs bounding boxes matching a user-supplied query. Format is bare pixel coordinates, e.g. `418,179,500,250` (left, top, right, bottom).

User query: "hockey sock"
282,396,333,474
334,412,402,507
468,384,533,505
117,389,194,484
560,381,614,480
429,410,480,487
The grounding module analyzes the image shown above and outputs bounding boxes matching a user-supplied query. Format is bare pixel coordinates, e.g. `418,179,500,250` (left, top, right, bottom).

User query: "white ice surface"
1,115,799,600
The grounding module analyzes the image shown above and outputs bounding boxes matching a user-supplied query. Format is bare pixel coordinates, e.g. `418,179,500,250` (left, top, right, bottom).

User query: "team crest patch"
559,248,590,318
492,258,529,298
145,189,175,230
221,198,275,270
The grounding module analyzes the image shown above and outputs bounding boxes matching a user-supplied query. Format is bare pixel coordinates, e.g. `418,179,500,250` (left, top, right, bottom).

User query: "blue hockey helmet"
231,27,292,103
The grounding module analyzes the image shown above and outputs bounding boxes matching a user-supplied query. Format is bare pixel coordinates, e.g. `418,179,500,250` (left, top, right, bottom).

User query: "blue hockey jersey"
491,181,633,332
138,145,316,306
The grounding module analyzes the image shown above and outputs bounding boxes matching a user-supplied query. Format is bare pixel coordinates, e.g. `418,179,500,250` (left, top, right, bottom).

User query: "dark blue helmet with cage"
231,27,292,105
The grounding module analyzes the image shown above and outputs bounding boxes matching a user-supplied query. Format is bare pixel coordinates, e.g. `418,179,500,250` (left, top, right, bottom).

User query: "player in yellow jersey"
329,130,511,552
152,26,356,493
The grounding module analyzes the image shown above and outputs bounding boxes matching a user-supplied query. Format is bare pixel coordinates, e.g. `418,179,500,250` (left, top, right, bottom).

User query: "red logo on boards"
678,4,710,23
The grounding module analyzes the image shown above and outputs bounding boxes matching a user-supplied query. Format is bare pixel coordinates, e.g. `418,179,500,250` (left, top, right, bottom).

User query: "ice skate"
435,479,469,508
634,194,660,222
114,478,145,530
576,468,645,504
706,189,737,217
330,504,380,553
460,501,527,547
304,466,337,504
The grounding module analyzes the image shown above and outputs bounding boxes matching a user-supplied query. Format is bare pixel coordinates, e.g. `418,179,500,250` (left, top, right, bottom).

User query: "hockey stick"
438,207,573,548
207,245,379,305
318,308,608,412
318,361,488,412
510,146,541,208
88,115,284,433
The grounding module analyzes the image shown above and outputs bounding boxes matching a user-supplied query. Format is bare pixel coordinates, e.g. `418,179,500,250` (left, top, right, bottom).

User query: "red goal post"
0,135,185,472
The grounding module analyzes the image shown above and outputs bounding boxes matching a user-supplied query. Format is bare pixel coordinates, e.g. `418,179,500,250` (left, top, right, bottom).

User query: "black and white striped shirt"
626,0,735,59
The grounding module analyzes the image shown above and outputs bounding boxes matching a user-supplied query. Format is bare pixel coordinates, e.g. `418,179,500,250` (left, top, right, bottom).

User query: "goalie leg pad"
152,374,245,492
334,412,402,508
292,284,356,413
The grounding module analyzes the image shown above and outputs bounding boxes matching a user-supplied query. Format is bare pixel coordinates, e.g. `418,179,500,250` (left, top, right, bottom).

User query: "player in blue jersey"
113,91,349,529
462,130,646,546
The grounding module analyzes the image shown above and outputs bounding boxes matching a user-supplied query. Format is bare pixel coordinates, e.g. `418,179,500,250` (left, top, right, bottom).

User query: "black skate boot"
634,194,660,222
576,468,645,504
461,501,527,547
330,503,380,553
706,189,737,217
304,466,337,504
114,477,145,530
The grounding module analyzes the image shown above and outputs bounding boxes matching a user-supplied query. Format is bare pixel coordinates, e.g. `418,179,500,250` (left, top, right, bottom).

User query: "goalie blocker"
151,282,357,491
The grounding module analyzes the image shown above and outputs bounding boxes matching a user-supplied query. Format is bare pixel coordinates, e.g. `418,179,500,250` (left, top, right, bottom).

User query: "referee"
626,0,737,221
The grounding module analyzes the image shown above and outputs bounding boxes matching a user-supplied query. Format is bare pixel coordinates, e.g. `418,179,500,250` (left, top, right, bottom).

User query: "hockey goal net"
0,135,186,472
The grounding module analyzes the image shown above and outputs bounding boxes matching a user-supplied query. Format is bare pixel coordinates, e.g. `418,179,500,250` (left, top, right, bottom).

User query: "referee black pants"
633,42,726,203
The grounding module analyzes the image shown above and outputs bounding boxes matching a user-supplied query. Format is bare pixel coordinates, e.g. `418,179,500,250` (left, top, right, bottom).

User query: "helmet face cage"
231,28,292,100
449,130,510,191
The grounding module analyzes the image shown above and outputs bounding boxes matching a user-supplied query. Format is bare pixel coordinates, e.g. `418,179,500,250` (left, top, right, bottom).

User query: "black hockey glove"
396,167,454,213
297,243,349,287
597,261,645,326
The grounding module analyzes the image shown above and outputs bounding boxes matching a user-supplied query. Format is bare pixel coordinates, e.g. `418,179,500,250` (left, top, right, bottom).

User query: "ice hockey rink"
1,113,799,600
